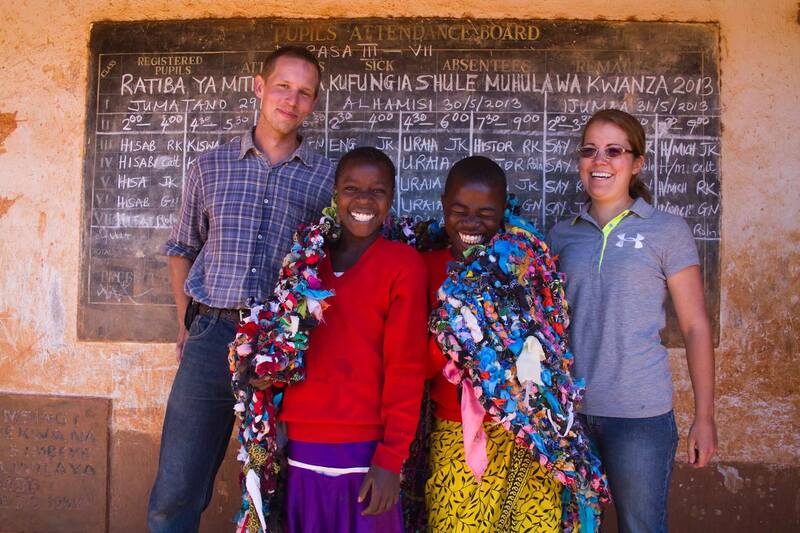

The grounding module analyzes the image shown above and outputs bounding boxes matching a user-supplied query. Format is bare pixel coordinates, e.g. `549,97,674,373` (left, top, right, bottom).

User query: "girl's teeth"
459,233,484,245
351,212,375,222
591,172,612,179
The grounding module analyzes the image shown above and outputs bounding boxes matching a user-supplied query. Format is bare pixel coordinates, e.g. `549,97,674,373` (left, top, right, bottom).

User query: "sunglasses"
576,145,635,159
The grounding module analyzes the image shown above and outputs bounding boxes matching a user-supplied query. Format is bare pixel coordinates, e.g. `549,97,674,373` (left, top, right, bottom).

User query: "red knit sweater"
280,237,428,473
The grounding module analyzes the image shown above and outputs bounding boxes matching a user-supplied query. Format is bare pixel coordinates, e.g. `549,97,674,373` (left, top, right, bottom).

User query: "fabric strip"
287,459,370,477
443,360,489,481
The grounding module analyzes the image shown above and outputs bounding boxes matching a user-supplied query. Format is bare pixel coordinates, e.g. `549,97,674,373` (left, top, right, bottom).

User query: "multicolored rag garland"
429,198,610,532
226,199,440,533
227,202,339,533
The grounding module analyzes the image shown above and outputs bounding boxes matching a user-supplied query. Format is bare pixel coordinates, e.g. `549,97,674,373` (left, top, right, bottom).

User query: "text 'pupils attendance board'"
80,18,720,344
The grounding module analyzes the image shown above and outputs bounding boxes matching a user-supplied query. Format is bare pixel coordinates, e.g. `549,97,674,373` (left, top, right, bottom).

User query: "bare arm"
169,256,193,362
667,264,717,467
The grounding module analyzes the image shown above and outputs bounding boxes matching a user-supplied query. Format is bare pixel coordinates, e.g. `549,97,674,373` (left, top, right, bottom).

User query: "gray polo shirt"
547,198,699,418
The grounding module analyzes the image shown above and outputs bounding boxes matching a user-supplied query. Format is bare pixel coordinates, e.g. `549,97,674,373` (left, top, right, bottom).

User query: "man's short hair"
261,46,323,96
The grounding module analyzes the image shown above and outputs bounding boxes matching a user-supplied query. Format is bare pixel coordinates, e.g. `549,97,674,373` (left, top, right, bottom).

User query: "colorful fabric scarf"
227,202,339,533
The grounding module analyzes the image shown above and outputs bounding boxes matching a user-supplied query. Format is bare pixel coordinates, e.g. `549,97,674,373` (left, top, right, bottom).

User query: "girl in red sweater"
279,147,428,532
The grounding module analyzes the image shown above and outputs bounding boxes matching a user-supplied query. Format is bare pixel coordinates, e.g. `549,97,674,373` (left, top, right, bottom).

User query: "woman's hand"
687,415,717,468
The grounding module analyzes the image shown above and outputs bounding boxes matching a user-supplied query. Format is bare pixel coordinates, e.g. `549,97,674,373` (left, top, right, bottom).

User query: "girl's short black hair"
335,147,397,192
444,156,507,198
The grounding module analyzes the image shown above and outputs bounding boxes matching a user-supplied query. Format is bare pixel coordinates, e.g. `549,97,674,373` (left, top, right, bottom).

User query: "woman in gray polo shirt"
547,109,717,533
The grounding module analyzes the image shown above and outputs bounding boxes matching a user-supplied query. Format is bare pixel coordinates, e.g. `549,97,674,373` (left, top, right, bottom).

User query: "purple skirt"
285,440,404,533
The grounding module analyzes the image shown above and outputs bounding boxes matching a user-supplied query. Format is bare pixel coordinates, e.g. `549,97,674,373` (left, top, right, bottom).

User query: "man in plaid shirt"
148,46,334,531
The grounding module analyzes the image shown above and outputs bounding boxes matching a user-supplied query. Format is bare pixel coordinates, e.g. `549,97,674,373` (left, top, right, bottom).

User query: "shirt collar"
292,137,315,167
571,196,654,225
571,202,592,226
238,128,314,168
237,128,258,160
628,196,655,218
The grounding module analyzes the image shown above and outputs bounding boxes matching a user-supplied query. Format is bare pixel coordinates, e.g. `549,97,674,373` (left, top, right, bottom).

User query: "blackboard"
79,18,720,344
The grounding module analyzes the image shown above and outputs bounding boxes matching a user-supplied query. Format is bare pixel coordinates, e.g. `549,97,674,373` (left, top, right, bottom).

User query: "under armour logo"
616,233,645,248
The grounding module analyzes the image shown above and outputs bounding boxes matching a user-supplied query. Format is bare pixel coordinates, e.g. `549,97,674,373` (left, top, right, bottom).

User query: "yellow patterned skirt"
425,417,561,532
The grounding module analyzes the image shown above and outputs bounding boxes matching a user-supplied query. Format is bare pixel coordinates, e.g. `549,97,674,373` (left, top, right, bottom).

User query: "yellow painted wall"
1,0,798,530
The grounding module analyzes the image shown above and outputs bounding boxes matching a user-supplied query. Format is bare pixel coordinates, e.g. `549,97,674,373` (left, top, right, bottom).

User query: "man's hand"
249,375,273,390
358,464,400,516
234,359,273,390
168,256,193,363
687,416,718,468
175,325,189,362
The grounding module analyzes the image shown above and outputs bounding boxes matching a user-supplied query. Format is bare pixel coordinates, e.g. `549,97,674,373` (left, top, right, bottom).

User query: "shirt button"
251,268,257,273
257,234,263,240
263,198,269,204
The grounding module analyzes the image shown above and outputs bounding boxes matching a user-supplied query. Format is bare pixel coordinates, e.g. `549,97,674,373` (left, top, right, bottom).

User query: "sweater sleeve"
427,335,447,379
422,248,451,380
371,249,428,474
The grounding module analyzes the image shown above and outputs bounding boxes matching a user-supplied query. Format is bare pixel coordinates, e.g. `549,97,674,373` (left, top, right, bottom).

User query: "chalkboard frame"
78,18,721,346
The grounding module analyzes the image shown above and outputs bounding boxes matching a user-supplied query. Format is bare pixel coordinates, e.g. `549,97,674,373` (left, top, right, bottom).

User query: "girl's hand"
687,416,717,468
358,464,400,515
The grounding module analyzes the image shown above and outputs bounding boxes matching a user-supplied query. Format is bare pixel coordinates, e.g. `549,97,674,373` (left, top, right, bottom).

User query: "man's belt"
196,302,247,322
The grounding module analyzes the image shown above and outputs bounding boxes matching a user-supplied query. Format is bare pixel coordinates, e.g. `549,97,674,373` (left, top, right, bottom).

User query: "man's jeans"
580,411,679,533
148,312,237,532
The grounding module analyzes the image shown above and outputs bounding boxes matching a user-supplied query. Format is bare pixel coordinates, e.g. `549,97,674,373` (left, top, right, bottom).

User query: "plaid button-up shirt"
164,129,334,309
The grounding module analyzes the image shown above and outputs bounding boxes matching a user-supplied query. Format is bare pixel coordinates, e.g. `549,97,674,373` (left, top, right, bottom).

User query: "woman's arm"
667,264,718,468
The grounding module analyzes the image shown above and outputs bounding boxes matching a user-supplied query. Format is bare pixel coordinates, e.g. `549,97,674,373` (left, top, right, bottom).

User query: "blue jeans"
580,411,678,533
147,312,237,532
